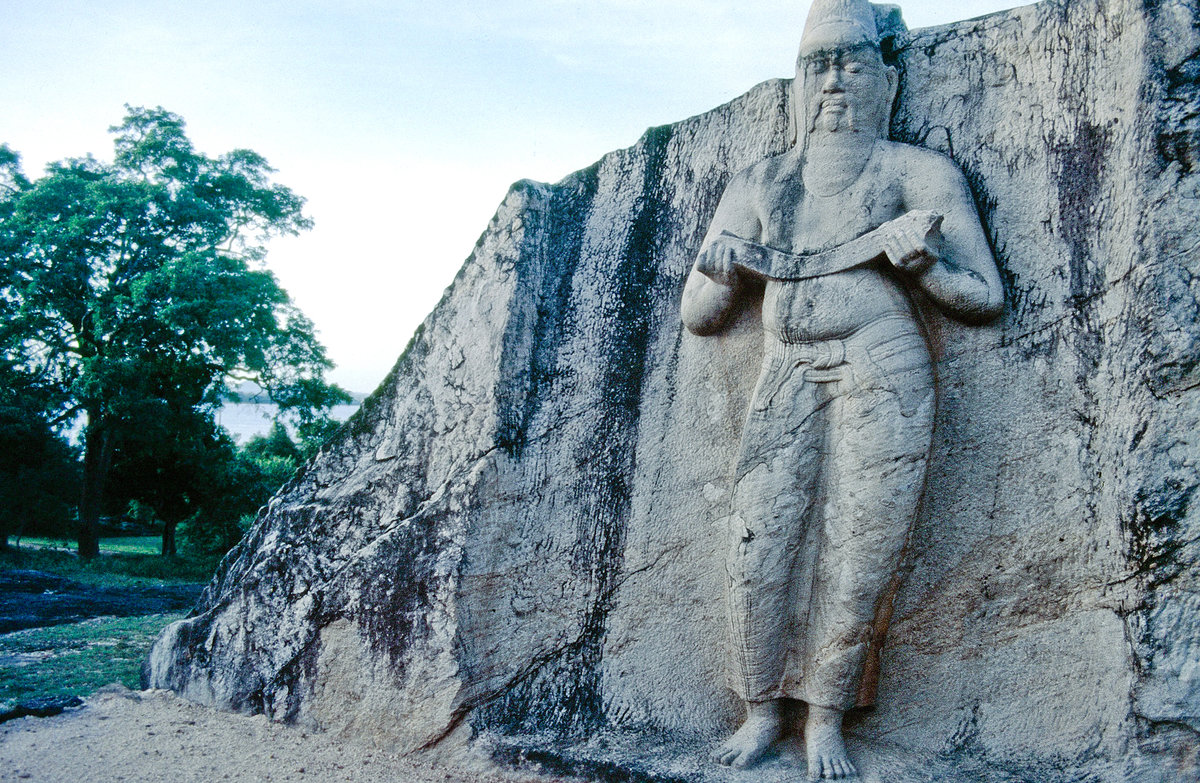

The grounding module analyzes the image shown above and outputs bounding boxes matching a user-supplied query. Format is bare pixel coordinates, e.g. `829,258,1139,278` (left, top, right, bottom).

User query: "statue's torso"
751,141,919,343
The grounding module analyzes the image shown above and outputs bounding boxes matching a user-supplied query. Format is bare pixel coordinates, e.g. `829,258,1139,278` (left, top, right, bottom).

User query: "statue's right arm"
681,173,761,336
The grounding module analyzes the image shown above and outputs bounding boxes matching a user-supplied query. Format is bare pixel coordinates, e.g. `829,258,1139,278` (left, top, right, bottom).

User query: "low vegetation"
0,541,220,587
0,543,215,715
0,613,183,713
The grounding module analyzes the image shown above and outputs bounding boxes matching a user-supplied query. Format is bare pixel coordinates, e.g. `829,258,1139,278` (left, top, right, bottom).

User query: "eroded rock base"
489,731,1053,783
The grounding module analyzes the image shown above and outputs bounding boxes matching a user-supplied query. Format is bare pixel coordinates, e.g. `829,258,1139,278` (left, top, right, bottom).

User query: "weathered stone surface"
148,1,1200,780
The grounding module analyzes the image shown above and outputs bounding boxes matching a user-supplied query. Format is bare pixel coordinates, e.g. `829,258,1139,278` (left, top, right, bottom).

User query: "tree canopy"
0,106,347,557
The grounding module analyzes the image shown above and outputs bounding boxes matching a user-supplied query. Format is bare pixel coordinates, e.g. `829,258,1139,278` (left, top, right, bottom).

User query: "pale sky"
2,0,1030,393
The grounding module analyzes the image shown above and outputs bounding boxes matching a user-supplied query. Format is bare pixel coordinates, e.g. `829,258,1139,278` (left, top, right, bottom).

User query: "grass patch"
95,536,160,555
15,536,162,556
0,613,183,712
0,545,220,587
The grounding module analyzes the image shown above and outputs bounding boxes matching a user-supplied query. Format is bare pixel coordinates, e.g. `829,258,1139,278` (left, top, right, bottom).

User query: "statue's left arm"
887,148,1004,324
681,168,761,336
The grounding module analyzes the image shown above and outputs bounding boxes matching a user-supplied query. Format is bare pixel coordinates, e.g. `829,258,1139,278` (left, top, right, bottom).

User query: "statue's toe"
730,749,756,769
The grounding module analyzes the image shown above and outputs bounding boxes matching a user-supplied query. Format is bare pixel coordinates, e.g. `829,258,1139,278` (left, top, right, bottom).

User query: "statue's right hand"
696,241,739,287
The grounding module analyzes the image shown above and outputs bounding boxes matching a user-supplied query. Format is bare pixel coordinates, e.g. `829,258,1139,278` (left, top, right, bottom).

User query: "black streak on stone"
492,743,695,783
1126,479,1197,590
1054,122,1111,311
1053,120,1112,425
353,515,442,674
496,172,601,459
479,125,675,737
1157,44,1200,176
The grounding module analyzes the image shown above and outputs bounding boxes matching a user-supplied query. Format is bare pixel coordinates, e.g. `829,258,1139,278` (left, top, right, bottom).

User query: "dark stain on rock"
492,742,695,783
479,125,675,737
1126,478,1197,590
1142,256,1200,399
942,702,984,757
1157,45,1200,176
495,170,601,459
1052,120,1113,446
351,514,443,674
1053,122,1111,311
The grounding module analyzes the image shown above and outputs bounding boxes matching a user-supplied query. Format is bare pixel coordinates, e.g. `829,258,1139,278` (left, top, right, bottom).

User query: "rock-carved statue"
681,0,1004,778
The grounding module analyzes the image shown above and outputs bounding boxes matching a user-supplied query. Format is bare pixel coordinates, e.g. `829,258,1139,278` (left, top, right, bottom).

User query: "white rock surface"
148,1,1200,780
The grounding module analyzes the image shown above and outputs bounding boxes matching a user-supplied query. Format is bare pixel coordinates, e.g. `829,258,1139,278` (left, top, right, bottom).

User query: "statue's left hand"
695,240,741,287
882,210,943,276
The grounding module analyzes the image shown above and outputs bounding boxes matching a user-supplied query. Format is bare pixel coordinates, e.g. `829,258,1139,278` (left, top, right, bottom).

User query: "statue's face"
799,43,895,136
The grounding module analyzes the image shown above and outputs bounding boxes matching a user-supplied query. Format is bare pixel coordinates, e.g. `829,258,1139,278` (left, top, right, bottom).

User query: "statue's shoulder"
878,140,969,195
725,150,796,197
877,140,966,182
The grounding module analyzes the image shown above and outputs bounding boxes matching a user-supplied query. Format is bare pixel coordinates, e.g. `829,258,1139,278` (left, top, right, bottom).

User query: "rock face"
148,1,1200,780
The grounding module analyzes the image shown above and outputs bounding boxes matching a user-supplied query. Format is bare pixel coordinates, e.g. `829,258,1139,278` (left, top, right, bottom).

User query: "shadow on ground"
0,569,202,633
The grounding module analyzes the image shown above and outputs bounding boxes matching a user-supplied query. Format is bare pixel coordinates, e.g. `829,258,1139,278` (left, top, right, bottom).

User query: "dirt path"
0,570,203,633
0,688,571,783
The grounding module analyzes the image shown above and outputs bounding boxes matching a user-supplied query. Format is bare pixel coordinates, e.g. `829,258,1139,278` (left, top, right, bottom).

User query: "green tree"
0,146,79,549
242,421,304,472
176,422,306,558
0,107,347,559
108,405,233,557
0,380,80,549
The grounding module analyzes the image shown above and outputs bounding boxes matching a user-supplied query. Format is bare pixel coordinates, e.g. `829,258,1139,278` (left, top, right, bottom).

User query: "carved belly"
762,271,916,343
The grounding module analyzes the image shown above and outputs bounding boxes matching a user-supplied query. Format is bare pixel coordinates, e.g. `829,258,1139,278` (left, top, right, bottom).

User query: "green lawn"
0,613,183,712
14,535,161,556
0,539,219,712
0,543,220,586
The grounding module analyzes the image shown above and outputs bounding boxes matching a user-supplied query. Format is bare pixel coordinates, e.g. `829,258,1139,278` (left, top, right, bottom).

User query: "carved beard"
802,96,884,194
809,99,881,137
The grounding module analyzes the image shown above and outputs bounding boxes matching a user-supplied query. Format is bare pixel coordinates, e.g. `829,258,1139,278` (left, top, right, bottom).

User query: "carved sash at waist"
753,316,927,411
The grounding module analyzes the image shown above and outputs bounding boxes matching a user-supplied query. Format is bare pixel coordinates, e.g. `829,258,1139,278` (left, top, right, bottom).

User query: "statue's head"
793,0,898,145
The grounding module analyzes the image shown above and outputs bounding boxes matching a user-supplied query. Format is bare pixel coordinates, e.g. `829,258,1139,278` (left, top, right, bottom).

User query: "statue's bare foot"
712,699,784,769
805,705,857,780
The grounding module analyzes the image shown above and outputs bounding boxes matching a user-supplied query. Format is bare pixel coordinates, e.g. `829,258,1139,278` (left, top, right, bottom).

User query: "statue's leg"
716,363,824,769
803,336,935,779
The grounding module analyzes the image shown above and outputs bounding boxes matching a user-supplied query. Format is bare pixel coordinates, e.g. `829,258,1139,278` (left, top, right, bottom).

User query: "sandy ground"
0,686,1076,783
0,688,571,783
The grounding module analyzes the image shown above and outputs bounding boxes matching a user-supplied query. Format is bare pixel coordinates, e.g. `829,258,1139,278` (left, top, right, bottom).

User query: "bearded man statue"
680,0,1004,778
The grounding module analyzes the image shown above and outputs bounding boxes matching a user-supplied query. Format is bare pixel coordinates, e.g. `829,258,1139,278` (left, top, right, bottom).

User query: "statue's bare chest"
757,152,905,255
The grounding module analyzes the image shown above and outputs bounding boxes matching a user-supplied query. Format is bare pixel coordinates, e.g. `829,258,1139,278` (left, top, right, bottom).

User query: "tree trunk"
78,425,113,560
162,517,178,558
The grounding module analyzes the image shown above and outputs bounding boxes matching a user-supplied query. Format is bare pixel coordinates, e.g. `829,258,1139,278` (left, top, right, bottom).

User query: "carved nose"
822,67,845,91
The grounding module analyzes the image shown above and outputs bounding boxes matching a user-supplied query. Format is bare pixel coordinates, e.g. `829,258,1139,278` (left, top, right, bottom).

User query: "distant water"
216,402,360,444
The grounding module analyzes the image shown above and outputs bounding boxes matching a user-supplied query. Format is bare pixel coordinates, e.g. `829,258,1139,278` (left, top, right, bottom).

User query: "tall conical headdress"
799,0,880,56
